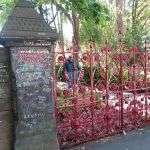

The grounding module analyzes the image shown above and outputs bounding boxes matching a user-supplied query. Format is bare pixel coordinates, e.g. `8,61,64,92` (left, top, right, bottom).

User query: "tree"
49,0,110,49
1,0,148,50
116,0,126,43
125,0,150,47
0,0,111,49
0,0,15,27
80,1,111,47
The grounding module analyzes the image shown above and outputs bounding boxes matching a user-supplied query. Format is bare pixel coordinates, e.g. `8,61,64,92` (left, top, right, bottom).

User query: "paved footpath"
71,127,150,150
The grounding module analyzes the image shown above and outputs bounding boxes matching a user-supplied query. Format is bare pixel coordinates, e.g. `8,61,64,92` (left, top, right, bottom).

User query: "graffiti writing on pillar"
11,47,53,130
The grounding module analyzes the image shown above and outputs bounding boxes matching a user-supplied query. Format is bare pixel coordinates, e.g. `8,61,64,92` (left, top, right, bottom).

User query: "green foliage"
125,0,150,48
79,1,111,45
79,1,110,24
46,0,111,46
80,20,102,44
82,66,91,85
55,64,64,81
0,0,149,48
0,0,15,26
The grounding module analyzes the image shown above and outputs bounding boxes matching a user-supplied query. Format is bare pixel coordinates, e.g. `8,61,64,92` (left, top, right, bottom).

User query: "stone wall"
0,47,13,150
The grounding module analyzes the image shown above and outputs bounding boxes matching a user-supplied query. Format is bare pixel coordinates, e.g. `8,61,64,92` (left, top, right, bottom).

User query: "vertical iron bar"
144,40,148,121
90,44,95,138
72,47,78,142
105,48,109,106
105,47,109,134
90,46,94,97
119,44,124,131
133,47,136,108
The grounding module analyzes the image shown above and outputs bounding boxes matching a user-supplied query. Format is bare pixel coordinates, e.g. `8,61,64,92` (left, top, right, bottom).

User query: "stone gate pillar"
0,0,59,150
0,47,14,150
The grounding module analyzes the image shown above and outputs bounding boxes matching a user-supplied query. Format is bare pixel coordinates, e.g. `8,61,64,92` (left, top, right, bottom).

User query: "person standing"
64,56,80,89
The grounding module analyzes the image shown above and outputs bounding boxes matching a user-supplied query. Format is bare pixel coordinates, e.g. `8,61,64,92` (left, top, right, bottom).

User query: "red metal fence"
52,41,150,149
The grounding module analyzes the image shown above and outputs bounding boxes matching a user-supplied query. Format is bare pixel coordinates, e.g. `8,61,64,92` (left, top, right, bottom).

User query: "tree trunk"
51,4,58,28
132,0,139,45
38,5,44,18
59,12,65,52
56,10,65,52
72,12,80,50
116,0,125,42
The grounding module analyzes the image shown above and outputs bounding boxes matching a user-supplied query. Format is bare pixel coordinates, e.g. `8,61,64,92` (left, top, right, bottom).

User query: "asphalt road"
71,127,150,150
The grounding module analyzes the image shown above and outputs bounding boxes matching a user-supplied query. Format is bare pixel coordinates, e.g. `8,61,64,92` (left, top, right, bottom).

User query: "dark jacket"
64,59,80,73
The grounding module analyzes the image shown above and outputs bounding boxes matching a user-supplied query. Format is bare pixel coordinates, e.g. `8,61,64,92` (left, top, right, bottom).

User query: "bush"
55,64,64,81
56,64,105,85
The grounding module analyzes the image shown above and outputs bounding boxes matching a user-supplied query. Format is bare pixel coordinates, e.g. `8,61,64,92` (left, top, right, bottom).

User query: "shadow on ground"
70,127,150,150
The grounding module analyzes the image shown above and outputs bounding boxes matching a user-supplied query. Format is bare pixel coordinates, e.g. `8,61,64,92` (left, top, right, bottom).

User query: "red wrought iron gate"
52,41,150,148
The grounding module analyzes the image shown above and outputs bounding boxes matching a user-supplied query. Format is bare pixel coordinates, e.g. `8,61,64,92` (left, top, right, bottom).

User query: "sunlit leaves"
126,0,150,46
0,0,15,26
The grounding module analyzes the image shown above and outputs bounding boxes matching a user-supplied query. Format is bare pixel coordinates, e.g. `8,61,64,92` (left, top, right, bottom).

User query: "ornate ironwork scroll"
53,41,150,149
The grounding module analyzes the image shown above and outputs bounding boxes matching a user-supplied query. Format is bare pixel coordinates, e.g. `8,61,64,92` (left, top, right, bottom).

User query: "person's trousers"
67,71,80,89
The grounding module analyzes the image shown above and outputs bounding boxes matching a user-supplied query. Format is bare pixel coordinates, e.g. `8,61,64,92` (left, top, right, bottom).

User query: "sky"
63,21,73,43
